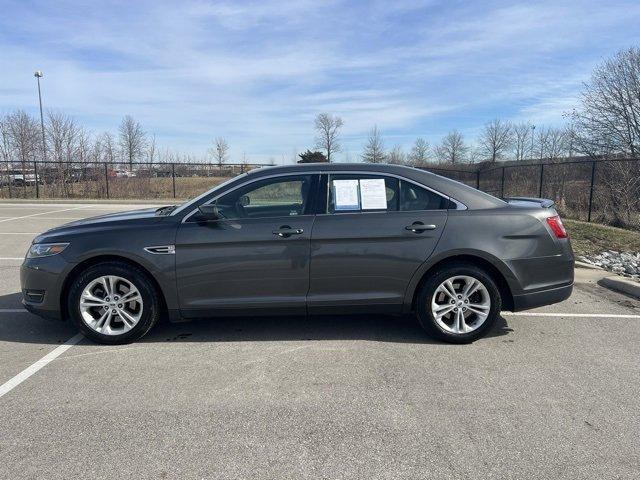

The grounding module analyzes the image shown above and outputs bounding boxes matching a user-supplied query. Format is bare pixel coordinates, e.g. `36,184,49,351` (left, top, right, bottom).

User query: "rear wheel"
416,264,501,343
68,261,161,344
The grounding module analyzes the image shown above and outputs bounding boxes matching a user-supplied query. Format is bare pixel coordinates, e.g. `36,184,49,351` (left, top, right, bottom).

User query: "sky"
1,0,640,164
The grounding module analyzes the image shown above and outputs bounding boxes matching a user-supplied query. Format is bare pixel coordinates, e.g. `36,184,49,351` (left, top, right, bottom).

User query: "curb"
575,260,603,270
599,276,640,299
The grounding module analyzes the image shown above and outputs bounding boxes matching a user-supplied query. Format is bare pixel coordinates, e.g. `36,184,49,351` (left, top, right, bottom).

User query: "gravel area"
578,250,640,282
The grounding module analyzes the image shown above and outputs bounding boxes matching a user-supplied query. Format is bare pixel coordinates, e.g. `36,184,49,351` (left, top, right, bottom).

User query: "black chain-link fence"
1,158,638,230
422,158,640,230
0,161,263,201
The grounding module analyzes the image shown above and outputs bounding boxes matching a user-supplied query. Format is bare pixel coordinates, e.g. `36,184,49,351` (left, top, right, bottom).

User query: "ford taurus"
21,163,574,344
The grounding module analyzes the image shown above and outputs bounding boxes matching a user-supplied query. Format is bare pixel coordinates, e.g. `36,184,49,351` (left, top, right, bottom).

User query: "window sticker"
360,178,387,210
333,179,360,210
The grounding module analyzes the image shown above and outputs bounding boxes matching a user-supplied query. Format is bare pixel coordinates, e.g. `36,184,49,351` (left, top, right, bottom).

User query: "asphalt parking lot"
0,202,639,480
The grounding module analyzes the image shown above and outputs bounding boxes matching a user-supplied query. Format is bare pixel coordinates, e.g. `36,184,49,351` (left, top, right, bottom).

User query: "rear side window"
327,174,399,213
399,180,450,211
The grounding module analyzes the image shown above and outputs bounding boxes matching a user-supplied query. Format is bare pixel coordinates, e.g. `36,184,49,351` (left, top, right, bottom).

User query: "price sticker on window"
360,178,387,210
333,179,360,210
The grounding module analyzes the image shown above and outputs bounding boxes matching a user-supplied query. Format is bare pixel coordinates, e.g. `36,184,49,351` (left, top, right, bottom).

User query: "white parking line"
0,205,93,224
504,312,640,318
0,232,40,235
0,257,24,260
0,333,83,399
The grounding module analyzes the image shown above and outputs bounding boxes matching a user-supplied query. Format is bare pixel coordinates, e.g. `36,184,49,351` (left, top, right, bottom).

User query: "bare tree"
479,119,513,162
5,110,40,169
147,134,157,163
118,115,147,170
512,122,533,161
0,115,13,165
536,127,566,161
314,113,343,162
97,132,118,164
570,47,640,157
46,111,77,165
387,145,406,164
361,126,386,163
211,137,229,168
436,130,467,164
408,138,430,166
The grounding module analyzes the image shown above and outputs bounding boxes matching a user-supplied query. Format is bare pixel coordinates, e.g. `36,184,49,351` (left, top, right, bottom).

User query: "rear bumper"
512,282,573,311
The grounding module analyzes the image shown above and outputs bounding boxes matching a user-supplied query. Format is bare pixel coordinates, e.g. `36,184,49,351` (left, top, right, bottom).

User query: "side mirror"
198,204,223,220
238,195,250,207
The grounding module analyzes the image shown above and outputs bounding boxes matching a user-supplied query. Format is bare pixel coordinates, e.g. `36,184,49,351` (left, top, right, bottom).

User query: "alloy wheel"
430,275,491,334
79,275,143,335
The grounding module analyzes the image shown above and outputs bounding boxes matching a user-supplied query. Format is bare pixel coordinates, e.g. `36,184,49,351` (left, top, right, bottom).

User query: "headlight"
27,243,69,259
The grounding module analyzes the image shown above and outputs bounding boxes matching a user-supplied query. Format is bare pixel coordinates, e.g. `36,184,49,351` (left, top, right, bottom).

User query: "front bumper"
20,256,71,321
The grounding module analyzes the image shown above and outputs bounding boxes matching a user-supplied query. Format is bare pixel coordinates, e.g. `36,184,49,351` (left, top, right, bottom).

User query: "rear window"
399,180,450,210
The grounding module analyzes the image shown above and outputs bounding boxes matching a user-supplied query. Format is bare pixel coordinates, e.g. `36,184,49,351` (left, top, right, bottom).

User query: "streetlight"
530,124,536,160
34,71,46,162
33,70,45,198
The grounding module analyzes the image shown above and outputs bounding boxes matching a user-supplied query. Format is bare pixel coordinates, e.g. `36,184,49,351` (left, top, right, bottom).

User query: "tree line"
2,47,640,170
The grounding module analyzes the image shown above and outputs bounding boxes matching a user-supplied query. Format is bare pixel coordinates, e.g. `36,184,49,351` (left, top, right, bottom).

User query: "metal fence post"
538,163,544,198
171,163,176,199
476,169,480,189
33,160,40,199
104,163,110,199
587,161,596,222
5,162,12,199
500,167,505,198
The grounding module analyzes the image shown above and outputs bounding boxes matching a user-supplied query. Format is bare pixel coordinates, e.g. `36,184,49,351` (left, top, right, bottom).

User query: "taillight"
546,215,568,239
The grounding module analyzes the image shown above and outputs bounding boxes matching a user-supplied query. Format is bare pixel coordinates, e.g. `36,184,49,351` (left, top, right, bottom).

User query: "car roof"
247,163,504,209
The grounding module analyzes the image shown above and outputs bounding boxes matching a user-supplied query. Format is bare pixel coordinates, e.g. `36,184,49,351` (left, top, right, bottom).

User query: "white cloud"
1,0,640,161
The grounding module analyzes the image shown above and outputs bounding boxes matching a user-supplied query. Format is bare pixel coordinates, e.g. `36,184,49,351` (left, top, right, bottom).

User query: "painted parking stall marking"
0,205,94,224
0,333,83,399
503,312,640,318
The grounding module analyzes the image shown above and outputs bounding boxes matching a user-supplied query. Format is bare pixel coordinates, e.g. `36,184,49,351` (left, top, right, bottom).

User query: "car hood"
58,207,161,227
32,207,165,244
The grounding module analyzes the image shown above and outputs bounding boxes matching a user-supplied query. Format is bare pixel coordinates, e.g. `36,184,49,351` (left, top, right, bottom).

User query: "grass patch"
564,219,640,256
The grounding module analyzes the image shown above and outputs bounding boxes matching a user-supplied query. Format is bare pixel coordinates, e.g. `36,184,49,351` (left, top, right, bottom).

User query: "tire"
416,263,502,344
67,261,161,344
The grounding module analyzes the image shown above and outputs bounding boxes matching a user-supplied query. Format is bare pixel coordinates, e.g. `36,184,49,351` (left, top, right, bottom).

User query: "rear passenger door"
307,173,449,314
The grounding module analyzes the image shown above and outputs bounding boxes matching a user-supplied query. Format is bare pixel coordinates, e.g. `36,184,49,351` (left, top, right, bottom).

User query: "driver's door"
175,174,317,318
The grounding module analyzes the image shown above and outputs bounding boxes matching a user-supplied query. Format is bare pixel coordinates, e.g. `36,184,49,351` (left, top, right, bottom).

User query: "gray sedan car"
21,163,574,344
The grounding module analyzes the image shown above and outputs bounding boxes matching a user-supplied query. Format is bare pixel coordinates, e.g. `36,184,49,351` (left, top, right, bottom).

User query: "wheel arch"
404,252,516,313
60,254,169,321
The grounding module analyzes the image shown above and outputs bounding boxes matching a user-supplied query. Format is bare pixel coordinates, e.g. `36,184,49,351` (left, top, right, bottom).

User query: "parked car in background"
21,163,574,345
2,169,42,187
113,169,137,178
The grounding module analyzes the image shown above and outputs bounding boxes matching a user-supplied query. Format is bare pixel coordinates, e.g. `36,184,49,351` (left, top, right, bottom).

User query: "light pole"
34,71,46,162
530,124,535,160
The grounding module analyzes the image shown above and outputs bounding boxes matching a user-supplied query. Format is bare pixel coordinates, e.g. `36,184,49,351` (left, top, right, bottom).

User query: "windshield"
170,173,249,216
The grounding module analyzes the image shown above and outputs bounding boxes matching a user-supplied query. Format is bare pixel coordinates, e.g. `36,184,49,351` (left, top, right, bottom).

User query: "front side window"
207,175,313,220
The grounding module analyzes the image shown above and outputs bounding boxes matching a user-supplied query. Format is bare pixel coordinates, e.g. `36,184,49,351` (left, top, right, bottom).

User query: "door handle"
405,222,437,233
272,226,304,238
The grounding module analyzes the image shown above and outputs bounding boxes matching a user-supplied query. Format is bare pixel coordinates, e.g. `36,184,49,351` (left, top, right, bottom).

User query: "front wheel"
67,261,161,344
416,264,502,343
